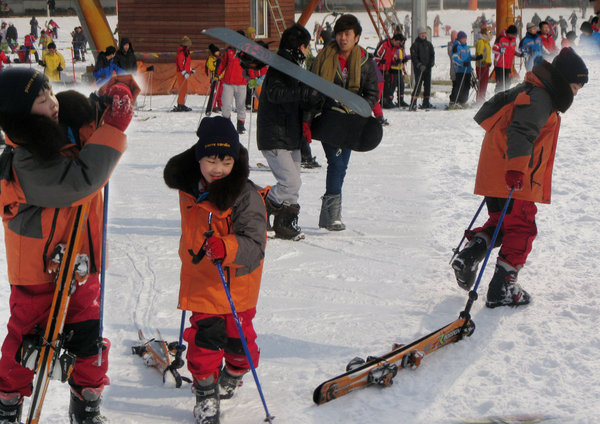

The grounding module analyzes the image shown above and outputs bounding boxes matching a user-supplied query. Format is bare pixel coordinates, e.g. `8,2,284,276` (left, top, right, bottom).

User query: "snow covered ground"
1,8,600,424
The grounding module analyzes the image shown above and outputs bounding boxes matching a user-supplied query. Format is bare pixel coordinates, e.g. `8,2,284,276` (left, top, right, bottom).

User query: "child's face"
199,155,234,184
31,87,59,122
570,83,583,97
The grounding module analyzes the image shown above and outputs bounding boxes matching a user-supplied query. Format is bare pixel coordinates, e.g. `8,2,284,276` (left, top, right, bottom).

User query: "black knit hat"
506,25,518,35
194,116,240,161
0,68,47,114
208,43,219,54
552,47,588,85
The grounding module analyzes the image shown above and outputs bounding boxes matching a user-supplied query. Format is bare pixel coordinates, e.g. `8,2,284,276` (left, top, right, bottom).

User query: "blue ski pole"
96,183,109,366
450,197,486,263
460,189,514,328
215,262,274,423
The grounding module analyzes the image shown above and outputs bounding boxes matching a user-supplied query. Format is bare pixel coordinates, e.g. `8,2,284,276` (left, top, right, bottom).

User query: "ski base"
313,316,475,405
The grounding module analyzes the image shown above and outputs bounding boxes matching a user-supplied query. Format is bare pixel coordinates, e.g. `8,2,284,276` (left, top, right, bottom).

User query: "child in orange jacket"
0,69,136,423
163,116,267,424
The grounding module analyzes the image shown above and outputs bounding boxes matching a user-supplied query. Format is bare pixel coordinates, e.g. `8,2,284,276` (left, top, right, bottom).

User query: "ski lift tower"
411,0,427,42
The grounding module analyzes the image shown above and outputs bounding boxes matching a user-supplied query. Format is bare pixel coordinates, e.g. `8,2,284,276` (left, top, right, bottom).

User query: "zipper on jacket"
42,208,60,272
530,146,544,187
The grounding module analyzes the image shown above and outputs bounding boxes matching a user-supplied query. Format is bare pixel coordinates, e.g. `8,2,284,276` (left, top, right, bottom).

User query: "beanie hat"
526,22,537,30
0,68,47,114
47,42,56,49
208,43,219,54
580,21,593,34
552,47,588,85
457,31,467,40
194,116,241,161
417,26,427,34
181,36,192,47
506,25,518,35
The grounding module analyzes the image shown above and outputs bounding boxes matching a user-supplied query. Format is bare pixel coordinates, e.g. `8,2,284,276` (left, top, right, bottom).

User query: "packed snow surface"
0,7,599,424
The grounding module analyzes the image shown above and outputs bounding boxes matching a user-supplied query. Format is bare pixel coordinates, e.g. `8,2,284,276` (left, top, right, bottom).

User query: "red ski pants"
476,65,490,103
0,275,110,397
184,308,259,382
473,198,538,268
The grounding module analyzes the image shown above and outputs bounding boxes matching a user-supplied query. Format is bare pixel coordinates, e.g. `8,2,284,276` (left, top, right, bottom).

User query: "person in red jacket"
24,32,39,63
0,69,137,424
174,36,194,112
374,33,403,108
451,48,587,308
0,48,9,71
216,31,248,134
163,116,267,424
539,21,558,60
492,24,520,93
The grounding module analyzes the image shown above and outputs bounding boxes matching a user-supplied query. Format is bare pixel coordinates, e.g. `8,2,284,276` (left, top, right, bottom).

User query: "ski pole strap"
215,263,274,423
450,197,486,264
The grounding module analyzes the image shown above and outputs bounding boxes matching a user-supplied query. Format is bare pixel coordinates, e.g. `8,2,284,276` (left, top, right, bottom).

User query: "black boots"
172,104,192,112
0,392,22,424
218,367,245,400
273,204,305,241
193,377,220,424
486,261,531,308
236,120,246,134
376,116,390,126
452,235,489,291
319,194,345,231
69,386,107,424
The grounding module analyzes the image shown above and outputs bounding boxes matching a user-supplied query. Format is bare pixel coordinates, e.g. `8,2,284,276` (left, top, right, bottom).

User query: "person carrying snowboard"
0,68,137,424
257,23,315,241
163,116,267,424
305,14,379,231
451,48,588,308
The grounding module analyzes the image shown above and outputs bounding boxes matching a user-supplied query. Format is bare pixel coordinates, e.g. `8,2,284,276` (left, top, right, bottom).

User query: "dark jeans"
322,141,351,195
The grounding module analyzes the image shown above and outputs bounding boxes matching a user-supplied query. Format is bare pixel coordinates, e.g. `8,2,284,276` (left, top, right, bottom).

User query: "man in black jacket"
257,24,313,241
409,26,435,110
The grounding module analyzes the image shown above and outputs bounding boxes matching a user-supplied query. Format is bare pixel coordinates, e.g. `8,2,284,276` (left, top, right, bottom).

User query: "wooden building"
117,0,296,94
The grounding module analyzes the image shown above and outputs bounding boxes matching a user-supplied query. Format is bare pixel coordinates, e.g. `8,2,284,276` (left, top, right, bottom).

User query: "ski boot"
218,367,246,399
381,99,396,109
376,116,390,126
485,260,531,309
319,194,345,231
398,97,410,108
273,204,305,241
451,234,489,290
408,98,418,111
69,386,107,424
264,196,282,232
173,104,192,112
301,156,321,169
0,392,23,424
192,377,220,424
236,120,246,135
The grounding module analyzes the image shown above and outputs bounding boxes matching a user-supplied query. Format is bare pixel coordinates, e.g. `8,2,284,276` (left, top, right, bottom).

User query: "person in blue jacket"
519,22,543,71
93,45,126,86
449,31,481,108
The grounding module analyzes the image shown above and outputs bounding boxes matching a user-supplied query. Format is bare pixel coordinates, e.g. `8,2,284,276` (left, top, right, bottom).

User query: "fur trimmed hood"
163,146,250,211
529,60,574,113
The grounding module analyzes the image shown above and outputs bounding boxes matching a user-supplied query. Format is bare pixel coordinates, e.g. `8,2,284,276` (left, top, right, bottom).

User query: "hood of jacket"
528,59,573,113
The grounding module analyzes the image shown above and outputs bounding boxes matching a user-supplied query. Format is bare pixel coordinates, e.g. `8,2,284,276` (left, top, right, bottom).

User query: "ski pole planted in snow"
96,183,109,366
215,262,274,423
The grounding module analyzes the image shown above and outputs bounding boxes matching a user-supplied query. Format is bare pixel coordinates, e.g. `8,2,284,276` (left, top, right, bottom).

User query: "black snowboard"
203,27,372,118
311,109,383,152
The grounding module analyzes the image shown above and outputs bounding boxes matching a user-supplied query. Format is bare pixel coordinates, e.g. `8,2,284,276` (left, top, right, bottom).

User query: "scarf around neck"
312,42,362,93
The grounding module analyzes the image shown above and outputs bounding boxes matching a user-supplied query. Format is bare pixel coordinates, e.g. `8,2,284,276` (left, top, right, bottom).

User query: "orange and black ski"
313,316,475,405
26,203,91,424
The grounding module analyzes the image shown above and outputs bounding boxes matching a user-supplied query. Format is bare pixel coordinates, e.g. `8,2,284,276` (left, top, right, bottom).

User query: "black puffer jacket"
115,38,137,73
257,49,305,151
410,36,435,69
